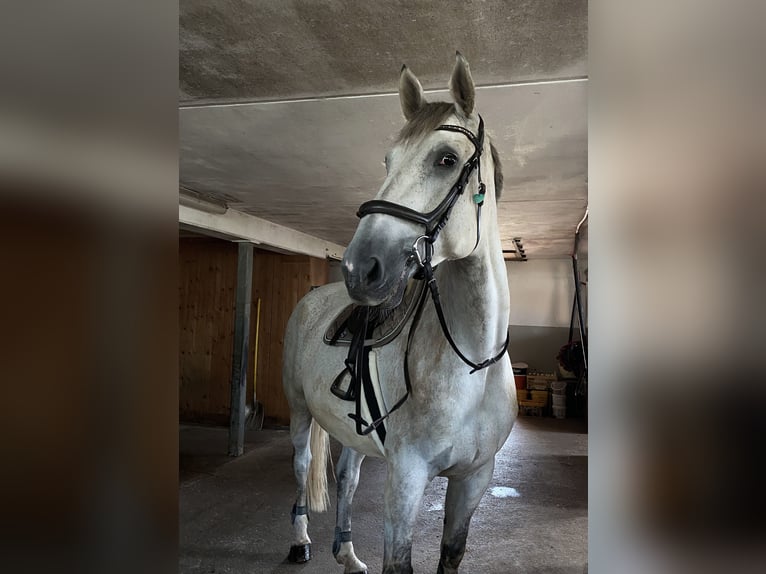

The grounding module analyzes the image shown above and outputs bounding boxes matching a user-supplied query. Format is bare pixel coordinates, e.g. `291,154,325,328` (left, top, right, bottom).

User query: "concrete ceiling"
180,0,587,258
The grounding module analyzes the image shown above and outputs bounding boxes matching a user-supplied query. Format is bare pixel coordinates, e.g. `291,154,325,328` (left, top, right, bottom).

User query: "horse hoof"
288,543,311,563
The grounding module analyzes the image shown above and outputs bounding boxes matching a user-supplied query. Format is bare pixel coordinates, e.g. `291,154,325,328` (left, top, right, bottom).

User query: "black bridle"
357,115,487,250
342,115,510,440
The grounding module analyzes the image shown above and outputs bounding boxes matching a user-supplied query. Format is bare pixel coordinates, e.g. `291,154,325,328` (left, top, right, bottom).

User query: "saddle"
323,280,425,348
324,280,427,448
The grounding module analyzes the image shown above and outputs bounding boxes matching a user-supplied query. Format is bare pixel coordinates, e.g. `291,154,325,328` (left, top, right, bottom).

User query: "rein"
336,114,510,442
416,240,511,375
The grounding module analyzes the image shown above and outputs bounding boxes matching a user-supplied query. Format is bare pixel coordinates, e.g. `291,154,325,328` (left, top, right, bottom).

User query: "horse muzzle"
342,243,412,308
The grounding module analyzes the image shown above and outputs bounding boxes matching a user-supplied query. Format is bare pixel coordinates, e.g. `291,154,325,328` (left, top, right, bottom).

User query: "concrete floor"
180,417,587,574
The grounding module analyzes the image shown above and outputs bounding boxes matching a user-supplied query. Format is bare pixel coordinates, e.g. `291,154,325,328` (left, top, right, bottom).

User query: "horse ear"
399,65,425,121
449,51,475,117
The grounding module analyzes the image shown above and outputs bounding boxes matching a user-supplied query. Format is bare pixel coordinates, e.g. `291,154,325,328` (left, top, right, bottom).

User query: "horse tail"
306,418,331,513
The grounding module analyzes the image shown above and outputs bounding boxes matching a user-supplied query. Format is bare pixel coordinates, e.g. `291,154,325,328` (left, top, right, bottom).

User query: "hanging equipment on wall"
558,208,588,399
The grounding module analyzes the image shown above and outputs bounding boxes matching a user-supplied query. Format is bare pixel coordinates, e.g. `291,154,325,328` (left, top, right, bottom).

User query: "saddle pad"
323,280,425,348
332,349,387,456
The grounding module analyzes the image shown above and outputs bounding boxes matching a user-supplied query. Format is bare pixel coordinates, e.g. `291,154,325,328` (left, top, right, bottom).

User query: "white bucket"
552,405,567,419
550,381,567,394
552,394,566,407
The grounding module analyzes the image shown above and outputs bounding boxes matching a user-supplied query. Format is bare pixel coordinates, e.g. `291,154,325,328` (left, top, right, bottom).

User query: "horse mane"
396,101,504,199
490,141,503,199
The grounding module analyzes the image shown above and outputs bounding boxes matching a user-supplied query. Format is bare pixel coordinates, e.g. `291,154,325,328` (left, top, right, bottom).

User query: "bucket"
552,393,566,407
552,405,567,419
512,362,528,390
550,381,567,395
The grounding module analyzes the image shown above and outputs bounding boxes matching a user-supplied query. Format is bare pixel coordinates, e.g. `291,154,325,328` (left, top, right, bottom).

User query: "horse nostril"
364,256,383,286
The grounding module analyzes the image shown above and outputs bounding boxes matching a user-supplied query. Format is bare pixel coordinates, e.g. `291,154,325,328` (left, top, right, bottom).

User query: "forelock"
396,102,455,143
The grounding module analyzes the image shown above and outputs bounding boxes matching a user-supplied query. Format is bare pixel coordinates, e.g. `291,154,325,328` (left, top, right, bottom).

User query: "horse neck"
436,213,510,361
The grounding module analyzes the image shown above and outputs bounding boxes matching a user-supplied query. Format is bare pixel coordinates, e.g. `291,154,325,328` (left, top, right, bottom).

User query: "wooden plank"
228,242,254,456
272,258,296,424
179,238,237,425
179,242,332,428
309,256,329,287
254,250,283,425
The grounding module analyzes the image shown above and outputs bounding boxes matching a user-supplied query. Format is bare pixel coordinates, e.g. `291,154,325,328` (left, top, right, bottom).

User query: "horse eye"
437,153,458,167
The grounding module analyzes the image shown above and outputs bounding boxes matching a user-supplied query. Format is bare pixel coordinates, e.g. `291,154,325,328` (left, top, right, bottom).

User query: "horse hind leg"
287,408,331,563
437,460,495,574
333,446,367,574
286,408,313,563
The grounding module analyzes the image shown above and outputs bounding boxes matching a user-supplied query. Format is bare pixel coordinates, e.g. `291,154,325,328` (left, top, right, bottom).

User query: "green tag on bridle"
473,193,485,204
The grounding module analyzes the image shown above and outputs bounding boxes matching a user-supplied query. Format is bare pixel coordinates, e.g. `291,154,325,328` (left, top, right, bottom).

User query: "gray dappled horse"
283,53,517,574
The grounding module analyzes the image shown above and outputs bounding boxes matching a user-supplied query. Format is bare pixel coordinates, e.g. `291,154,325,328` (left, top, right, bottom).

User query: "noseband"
337,115,510,442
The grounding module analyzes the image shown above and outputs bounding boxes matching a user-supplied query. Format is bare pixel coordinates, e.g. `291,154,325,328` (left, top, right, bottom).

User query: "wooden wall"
179,238,329,426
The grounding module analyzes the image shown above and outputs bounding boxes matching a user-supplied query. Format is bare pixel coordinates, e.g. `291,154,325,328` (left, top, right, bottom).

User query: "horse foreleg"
287,410,313,563
333,446,368,574
382,459,430,574
437,461,495,574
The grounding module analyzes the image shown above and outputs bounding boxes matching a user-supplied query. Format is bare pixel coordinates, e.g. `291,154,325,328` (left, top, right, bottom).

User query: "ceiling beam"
179,204,346,260
179,76,588,110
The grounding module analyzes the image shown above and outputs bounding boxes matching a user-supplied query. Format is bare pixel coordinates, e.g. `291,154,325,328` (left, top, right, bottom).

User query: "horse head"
342,53,502,307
